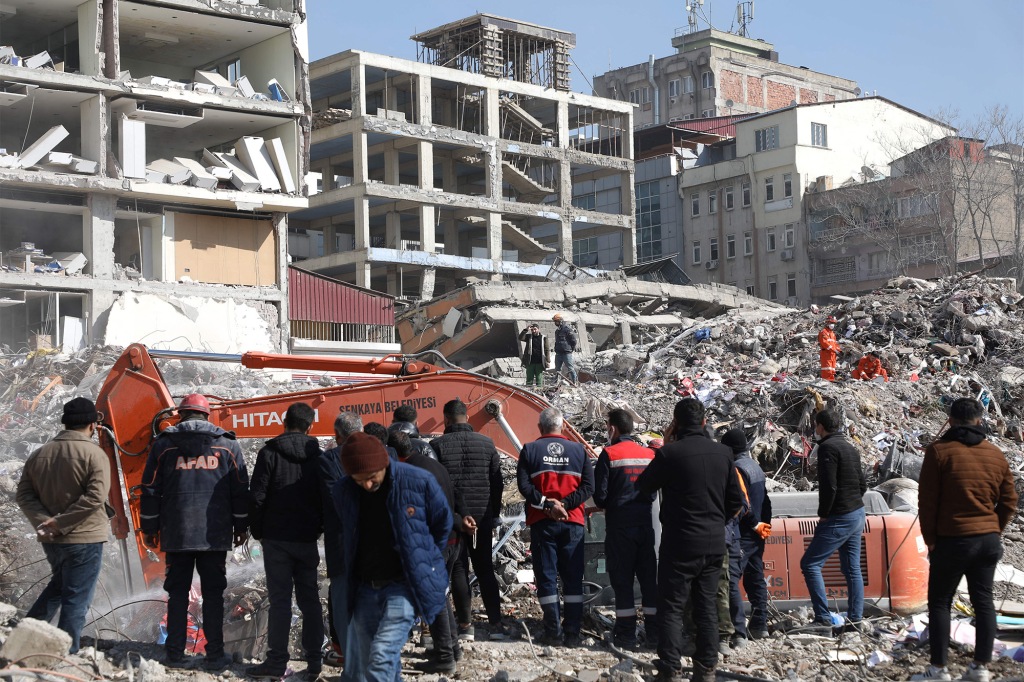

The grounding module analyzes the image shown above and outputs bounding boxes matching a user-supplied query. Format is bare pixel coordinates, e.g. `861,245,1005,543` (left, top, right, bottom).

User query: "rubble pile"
0,274,1023,680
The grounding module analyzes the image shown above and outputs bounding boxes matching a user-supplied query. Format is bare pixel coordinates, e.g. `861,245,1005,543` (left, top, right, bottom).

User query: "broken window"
636,181,662,263
745,284,755,295
787,273,797,298
701,71,714,89
767,276,778,301
573,236,599,267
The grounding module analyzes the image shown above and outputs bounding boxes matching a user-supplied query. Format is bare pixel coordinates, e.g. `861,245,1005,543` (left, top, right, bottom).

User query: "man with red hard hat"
141,394,249,671
818,316,841,381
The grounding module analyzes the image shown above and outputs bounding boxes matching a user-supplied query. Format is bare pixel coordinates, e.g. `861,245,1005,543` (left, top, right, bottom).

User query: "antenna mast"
736,1,754,37
685,0,705,34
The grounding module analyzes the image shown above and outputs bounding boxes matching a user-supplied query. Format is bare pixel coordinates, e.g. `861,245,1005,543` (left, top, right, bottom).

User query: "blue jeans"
28,542,104,653
554,352,578,383
530,520,585,637
800,507,865,623
345,581,415,682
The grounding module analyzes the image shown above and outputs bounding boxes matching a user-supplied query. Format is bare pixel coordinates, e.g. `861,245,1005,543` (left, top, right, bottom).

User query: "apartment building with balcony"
677,97,952,305
0,0,308,352
288,14,635,300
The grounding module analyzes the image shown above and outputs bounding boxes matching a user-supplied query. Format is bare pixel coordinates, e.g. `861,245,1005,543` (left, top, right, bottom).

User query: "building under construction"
288,14,635,300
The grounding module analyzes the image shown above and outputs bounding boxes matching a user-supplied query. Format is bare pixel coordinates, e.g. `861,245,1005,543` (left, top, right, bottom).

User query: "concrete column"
386,267,398,296
384,145,399,186
323,224,336,256
353,132,368,184
385,211,400,249
485,87,501,138
575,320,589,356
273,213,289,351
420,268,436,300
354,197,370,249
443,218,459,257
440,156,457,193
618,320,633,347
80,95,103,171
350,62,366,118
417,140,434,190
558,158,573,261
77,0,102,77
621,170,637,266
84,193,115,279
419,205,435,253
486,212,503,281
355,261,371,289
557,100,570,149
416,74,431,125
485,145,503,201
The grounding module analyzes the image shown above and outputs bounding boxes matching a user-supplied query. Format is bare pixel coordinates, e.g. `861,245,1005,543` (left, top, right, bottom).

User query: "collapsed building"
0,0,310,353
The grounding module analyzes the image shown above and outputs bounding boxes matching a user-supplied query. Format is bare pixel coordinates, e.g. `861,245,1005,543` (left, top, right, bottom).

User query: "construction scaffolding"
412,14,574,91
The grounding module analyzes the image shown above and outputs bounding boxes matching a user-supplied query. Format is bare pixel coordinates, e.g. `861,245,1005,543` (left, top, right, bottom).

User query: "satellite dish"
790,100,797,106
725,99,734,108
854,87,862,96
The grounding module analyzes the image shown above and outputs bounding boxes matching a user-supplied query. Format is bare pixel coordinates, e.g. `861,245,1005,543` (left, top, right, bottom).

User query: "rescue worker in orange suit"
818,316,841,381
141,394,249,672
852,350,889,381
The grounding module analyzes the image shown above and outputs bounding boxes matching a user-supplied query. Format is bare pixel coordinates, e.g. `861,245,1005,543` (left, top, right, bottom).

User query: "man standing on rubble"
914,398,1018,682
818,316,841,381
721,428,772,641
16,397,110,655
331,432,451,681
519,322,552,389
592,408,658,650
552,313,579,384
636,398,743,682
800,409,867,635
140,394,248,672
518,407,594,647
246,402,324,681
430,399,509,641
320,411,362,668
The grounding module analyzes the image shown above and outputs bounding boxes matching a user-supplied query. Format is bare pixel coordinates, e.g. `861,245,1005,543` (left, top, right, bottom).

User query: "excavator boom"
95,343,590,588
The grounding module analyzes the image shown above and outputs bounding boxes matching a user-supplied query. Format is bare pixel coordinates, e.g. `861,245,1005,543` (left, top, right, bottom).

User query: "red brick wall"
720,70,745,104
746,76,764,107
824,94,836,103
767,81,796,109
799,88,818,104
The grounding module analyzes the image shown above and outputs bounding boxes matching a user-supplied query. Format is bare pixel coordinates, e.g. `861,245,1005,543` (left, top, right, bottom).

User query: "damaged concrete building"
289,14,635,299
0,0,309,352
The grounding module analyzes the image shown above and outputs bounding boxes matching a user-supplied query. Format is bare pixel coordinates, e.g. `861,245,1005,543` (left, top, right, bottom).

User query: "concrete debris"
0,617,73,668
128,70,280,103
0,275,1022,681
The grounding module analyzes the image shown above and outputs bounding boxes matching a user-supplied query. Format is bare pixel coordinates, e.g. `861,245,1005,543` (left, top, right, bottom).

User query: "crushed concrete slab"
1,617,72,667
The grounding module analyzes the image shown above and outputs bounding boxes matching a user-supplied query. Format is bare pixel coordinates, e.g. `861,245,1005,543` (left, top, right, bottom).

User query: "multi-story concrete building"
593,27,859,128
679,97,952,305
289,14,635,299
806,137,1018,301
0,0,309,352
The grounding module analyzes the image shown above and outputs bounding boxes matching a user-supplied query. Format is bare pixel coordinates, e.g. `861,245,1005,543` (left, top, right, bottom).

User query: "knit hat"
720,428,749,454
62,397,98,426
340,432,389,477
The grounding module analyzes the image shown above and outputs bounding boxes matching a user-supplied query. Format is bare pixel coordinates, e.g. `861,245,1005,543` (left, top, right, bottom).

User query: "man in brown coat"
16,397,110,654
915,398,1018,682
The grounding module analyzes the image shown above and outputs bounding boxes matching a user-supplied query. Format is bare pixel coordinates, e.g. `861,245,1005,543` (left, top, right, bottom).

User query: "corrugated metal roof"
288,266,395,326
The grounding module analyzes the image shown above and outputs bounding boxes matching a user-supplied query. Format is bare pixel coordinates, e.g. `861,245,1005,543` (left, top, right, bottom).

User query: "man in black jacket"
246,403,324,680
391,405,435,459
637,399,743,682
430,399,508,640
141,394,248,672
552,313,578,384
800,409,867,634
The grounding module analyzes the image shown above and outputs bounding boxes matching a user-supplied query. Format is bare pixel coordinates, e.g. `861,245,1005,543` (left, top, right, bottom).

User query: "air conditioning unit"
780,248,795,261
705,259,719,270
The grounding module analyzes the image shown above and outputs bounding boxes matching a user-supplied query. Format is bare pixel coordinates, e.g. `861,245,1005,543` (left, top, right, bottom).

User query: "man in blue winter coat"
140,394,249,671
331,431,452,681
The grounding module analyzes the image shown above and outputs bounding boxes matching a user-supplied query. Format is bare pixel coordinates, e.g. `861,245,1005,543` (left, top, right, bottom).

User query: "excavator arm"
95,343,591,589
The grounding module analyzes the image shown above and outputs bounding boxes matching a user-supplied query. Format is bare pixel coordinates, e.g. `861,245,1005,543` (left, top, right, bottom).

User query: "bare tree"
988,107,1024,289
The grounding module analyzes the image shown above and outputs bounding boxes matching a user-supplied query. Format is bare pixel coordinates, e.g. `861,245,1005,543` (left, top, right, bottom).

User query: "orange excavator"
94,343,591,591
95,343,929,618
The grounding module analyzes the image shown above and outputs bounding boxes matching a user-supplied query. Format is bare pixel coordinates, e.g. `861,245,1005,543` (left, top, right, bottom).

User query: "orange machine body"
96,344,591,588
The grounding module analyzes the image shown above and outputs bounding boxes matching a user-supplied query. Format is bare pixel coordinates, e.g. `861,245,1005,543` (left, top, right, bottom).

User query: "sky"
306,0,1024,125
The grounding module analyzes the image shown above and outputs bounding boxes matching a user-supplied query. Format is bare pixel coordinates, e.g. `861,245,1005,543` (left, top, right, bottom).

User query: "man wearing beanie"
331,432,451,681
721,428,772,641
17,397,110,654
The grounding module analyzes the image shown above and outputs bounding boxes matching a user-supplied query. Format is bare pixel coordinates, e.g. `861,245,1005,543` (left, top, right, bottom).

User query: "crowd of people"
13,390,1018,682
